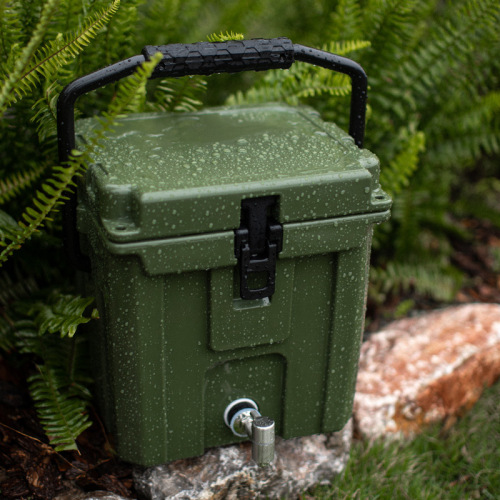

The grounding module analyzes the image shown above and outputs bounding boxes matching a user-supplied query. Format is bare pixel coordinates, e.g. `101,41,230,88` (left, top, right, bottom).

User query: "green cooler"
57,38,391,466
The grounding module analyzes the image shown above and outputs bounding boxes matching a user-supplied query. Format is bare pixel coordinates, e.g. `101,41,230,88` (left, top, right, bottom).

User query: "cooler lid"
78,104,390,243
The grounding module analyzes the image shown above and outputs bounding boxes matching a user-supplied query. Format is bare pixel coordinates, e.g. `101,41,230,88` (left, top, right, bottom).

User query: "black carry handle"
57,38,368,271
142,38,295,79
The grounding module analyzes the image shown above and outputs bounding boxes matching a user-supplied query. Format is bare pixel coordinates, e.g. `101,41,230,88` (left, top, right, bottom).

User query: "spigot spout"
251,415,275,467
224,399,275,467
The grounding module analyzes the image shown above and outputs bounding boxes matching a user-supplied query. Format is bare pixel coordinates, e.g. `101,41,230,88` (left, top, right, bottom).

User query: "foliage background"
0,0,499,452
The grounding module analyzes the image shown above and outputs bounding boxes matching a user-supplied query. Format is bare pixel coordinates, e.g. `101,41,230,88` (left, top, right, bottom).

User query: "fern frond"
13,320,48,357
328,0,363,41
0,208,21,242
227,39,370,107
430,132,500,172
147,75,207,113
136,0,201,47
31,79,62,142
370,261,463,303
0,269,39,356
231,68,351,105
56,0,89,34
380,129,425,196
101,0,137,64
361,0,422,63
454,176,500,227
0,0,60,114
107,52,164,118
4,0,120,108
11,289,95,451
28,292,96,338
322,40,371,56
0,164,46,205
28,365,92,452
0,315,14,351
0,265,39,352
395,0,498,113
426,91,500,169
0,270,39,309
0,52,163,266
0,0,24,67
14,316,92,380
207,31,244,42
295,72,351,99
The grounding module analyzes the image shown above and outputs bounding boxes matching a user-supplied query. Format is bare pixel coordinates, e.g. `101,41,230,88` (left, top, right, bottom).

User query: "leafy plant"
0,0,164,451
7,291,97,451
28,364,92,452
207,31,245,42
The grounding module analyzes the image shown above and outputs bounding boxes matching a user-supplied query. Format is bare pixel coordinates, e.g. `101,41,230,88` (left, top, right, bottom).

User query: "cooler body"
77,104,391,466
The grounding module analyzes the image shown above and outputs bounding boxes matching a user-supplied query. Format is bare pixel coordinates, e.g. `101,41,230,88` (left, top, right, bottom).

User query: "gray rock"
134,419,352,499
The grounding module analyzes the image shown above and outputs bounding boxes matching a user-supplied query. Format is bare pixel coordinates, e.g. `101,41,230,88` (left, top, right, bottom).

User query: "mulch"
0,359,137,499
1,217,499,499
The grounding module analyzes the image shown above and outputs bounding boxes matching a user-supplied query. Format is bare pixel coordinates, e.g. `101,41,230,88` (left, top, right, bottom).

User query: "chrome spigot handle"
224,399,275,467
251,415,275,467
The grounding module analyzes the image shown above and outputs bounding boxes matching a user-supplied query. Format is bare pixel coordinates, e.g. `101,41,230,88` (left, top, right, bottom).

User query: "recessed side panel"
209,260,295,351
204,354,286,449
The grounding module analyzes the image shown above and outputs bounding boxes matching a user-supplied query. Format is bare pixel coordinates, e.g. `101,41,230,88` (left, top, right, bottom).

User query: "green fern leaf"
0,52,163,266
28,365,92,452
0,270,38,310
4,0,121,109
328,0,363,41
393,0,499,115
99,0,139,64
380,129,425,196
207,31,244,42
136,0,204,47
226,39,370,107
425,91,500,169
0,209,21,243
454,176,500,227
0,0,60,114
370,261,463,303
27,292,96,338
0,0,24,69
9,288,96,451
147,75,207,113
0,316,14,352
361,0,422,64
321,40,371,56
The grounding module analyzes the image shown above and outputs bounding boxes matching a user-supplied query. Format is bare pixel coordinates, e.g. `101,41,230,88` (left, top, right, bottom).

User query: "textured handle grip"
142,38,294,78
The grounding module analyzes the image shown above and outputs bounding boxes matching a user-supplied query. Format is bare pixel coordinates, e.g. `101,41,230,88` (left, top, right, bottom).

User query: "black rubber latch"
234,196,283,300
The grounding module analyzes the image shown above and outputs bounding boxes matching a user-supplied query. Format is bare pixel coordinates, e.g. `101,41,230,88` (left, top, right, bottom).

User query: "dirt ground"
1,217,499,499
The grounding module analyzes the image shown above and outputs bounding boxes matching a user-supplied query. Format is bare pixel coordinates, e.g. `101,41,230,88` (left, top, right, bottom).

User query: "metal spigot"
224,398,275,467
